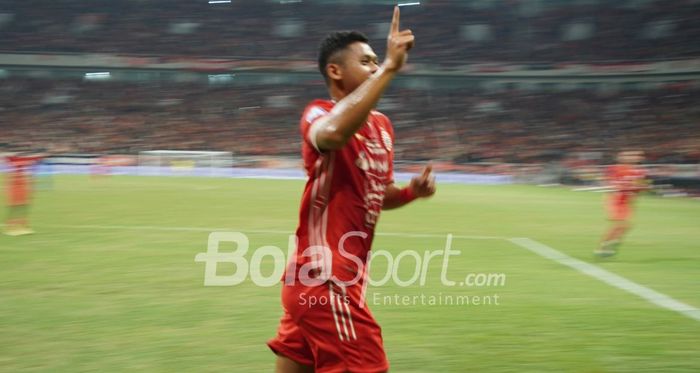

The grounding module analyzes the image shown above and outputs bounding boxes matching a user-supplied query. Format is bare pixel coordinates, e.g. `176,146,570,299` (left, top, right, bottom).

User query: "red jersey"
5,156,41,189
607,164,646,195
288,99,395,284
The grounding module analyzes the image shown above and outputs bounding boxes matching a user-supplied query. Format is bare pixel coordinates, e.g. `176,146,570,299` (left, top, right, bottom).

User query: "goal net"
137,150,233,177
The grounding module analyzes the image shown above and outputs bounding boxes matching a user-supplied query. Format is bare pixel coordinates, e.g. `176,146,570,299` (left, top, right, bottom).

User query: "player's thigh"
9,189,29,206
268,306,315,368
275,355,314,373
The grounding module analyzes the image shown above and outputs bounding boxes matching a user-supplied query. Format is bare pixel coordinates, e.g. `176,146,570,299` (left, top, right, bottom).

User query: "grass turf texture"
1,175,699,372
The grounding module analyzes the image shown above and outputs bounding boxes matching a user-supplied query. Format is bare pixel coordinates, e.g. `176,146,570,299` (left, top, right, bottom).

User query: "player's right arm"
313,6,414,151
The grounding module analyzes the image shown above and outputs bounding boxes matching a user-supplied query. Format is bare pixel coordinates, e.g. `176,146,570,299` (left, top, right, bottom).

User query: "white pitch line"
47,224,291,235
377,231,504,240
37,224,698,321
509,237,700,323
43,224,505,240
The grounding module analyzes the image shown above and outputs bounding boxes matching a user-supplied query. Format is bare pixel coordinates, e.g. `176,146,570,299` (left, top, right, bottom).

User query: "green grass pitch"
1,175,699,372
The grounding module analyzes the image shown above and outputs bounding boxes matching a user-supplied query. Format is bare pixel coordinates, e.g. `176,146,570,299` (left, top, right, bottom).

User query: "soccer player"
268,7,435,373
4,152,43,236
595,150,647,257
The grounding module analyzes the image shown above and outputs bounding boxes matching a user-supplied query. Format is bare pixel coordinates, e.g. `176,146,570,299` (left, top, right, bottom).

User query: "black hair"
318,31,369,84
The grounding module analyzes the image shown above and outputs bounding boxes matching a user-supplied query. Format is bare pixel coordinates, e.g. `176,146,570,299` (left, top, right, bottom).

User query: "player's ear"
326,63,343,81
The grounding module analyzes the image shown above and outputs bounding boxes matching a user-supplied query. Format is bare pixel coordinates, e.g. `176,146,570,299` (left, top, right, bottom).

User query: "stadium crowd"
1,77,698,165
0,0,699,63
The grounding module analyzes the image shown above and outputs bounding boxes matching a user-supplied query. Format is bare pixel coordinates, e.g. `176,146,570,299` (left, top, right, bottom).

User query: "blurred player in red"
4,153,43,236
595,150,647,257
268,7,435,373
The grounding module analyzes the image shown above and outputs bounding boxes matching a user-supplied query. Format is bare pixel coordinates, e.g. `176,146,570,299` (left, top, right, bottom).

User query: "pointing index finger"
422,164,432,177
391,6,400,34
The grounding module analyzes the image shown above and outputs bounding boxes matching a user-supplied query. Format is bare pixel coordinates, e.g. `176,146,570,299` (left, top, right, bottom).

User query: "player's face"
339,42,380,93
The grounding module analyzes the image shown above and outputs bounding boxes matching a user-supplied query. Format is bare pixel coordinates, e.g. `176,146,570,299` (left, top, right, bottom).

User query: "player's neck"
328,86,349,103
327,87,377,110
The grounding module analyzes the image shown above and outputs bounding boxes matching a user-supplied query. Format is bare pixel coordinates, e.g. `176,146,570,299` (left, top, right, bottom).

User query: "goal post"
137,150,233,177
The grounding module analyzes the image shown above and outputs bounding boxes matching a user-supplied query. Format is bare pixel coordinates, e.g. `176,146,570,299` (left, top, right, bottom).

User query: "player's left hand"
409,164,436,198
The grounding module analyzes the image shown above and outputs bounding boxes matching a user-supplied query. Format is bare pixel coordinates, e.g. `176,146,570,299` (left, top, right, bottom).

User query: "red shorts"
607,193,632,221
268,281,388,373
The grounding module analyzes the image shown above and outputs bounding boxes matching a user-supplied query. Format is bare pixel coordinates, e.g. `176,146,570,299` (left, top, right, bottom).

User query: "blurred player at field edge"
268,6,435,373
4,152,43,236
595,150,647,257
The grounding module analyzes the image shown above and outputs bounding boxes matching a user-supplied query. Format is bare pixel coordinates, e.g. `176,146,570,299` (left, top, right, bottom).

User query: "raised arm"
314,7,415,151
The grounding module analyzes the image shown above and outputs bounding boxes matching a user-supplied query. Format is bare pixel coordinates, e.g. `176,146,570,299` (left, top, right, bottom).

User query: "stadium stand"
1,77,698,164
0,0,699,62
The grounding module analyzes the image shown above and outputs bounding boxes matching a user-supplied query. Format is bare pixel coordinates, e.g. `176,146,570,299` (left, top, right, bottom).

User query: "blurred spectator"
1,77,698,164
0,0,699,63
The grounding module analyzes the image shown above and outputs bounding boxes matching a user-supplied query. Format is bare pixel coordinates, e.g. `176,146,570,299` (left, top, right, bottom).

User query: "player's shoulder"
370,109,390,121
370,109,393,130
303,99,333,114
302,99,334,124
305,98,333,110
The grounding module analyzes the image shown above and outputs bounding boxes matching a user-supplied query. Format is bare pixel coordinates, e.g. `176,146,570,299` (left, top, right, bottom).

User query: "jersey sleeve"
300,103,331,153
